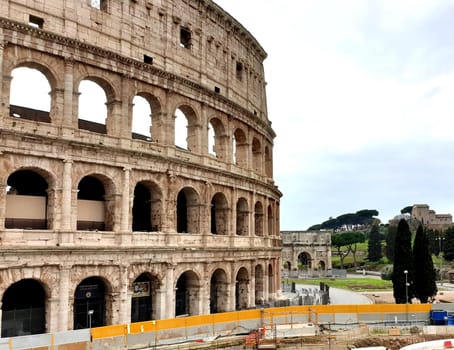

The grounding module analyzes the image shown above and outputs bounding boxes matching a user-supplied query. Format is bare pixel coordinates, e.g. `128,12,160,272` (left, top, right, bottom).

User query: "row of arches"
4,168,279,236
7,64,273,177
1,263,275,337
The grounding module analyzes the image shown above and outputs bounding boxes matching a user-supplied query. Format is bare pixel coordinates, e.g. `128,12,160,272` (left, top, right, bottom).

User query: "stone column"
120,167,131,232
118,265,129,324
0,180,6,230
58,266,71,331
165,264,176,319
63,58,75,129
0,39,5,123
250,261,256,306
61,159,73,231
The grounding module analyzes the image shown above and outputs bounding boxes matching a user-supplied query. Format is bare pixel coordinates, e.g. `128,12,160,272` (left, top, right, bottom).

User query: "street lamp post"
437,235,444,285
88,309,94,329
404,270,409,323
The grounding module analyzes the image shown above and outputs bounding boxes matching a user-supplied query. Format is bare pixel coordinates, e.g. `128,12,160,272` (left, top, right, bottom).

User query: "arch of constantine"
0,0,281,336
281,231,332,277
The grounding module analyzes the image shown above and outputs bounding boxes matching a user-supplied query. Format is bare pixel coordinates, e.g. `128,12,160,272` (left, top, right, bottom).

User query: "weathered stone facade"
0,0,281,336
281,231,332,276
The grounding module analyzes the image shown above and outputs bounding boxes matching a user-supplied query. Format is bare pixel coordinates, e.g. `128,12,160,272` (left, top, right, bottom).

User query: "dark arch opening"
77,176,106,231
133,183,152,232
177,191,188,233
6,170,48,229
210,269,228,314
2,279,46,337
131,273,152,323
73,277,106,329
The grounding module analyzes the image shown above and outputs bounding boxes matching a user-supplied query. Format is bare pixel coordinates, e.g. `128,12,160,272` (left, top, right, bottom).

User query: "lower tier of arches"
0,251,281,337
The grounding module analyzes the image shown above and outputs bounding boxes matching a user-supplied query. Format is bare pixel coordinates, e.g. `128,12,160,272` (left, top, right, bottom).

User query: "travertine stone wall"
0,0,281,335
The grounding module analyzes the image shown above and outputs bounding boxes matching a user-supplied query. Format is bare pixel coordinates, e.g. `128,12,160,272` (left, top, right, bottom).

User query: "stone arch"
6,167,56,230
132,181,163,232
131,92,161,142
254,264,264,306
298,251,312,272
236,197,249,236
209,268,228,314
254,201,264,236
176,187,200,234
73,276,111,329
233,128,248,168
252,137,262,174
1,279,47,337
210,192,229,235
76,174,116,231
175,270,200,316
268,263,274,298
208,117,228,159
174,104,199,152
235,267,249,310
130,272,161,322
267,204,274,236
265,145,272,178
9,65,53,123
77,78,110,133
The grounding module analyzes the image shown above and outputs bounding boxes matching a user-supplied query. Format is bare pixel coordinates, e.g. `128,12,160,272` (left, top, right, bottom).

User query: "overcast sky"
215,0,454,230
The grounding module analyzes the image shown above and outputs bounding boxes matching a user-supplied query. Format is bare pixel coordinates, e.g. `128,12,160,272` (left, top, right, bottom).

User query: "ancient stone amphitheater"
0,0,281,337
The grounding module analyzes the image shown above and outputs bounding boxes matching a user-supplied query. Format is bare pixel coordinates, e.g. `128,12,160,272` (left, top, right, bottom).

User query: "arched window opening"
208,122,215,156
255,265,264,306
174,108,188,149
267,205,274,236
78,80,107,134
74,277,107,329
208,118,227,159
176,188,199,234
210,193,228,235
210,269,228,314
77,176,107,231
132,182,162,232
254,201,264,236
6,170,48,229
9,67,51,123
318,261,326,271
132,95,152,141
236,198,249,236
2,279,46,337
252,138,262,174
268,264,274,299
131,273,158,323
91,0,107,11
175,271,200,316
233,129,247,167
265,146,273,178
235,267,249,310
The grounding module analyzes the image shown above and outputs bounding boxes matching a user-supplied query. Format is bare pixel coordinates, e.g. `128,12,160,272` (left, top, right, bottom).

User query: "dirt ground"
363,290,454,304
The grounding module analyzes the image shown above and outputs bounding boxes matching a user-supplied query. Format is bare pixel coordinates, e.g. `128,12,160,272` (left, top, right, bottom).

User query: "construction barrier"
0,304,435,349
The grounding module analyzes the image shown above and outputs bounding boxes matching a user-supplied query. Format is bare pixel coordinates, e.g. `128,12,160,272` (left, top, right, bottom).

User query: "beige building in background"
0,0,281,336
411,204,452,230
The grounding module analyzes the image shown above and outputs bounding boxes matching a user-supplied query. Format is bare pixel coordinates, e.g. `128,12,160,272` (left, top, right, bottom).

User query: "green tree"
350,231,366,267
412,225,437,303
385,224,397,262
443,226,454,261
332,231,365,268
400,206,413,215
392,219,414,304
368,224,382,262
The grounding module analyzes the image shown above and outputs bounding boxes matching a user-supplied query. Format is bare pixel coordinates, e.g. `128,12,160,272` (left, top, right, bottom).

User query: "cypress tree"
385,224,397,262
443,227,454,261
367,224,382,262
392,219,414,304
413,225,437,303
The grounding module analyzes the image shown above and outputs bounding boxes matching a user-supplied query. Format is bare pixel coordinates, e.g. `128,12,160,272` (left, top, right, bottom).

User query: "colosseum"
0,0,281,337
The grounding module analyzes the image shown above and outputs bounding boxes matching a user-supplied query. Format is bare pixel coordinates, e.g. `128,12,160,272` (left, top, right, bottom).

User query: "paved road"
287,284,373,305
